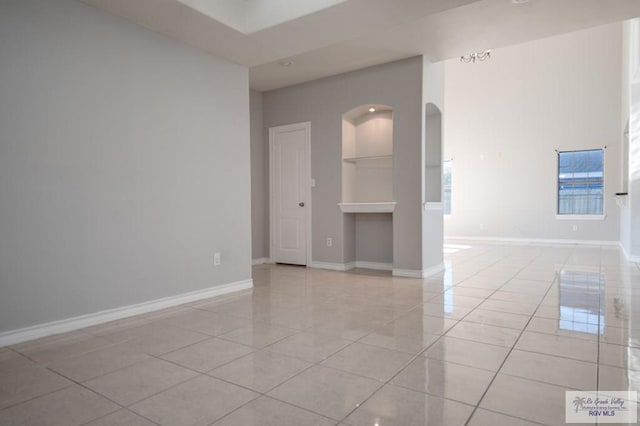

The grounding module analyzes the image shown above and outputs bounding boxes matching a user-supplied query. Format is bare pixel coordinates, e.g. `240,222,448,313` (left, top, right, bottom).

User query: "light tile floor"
1,241,639,425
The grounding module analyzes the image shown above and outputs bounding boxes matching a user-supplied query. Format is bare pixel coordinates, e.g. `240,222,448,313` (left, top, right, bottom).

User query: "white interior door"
270,122,310,265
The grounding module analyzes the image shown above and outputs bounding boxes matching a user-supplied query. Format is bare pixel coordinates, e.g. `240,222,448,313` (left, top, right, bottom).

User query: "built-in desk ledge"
338,202,396,213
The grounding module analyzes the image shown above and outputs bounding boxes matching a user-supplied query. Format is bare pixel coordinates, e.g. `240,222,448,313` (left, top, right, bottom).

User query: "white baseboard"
423,263,446,277
0,279,253,347
619,242,640,263
252,257,268,265
354,261,393,271
309,261,355,271
392,269,422,278
445,236,620,246
310,261,394,271
311,262,437,276
393,263,444,278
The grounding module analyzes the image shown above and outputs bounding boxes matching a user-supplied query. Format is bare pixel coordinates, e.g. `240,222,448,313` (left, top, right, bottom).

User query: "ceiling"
80,0,640,91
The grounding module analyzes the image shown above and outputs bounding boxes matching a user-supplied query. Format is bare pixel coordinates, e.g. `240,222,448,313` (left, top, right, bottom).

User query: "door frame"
268,121,312,266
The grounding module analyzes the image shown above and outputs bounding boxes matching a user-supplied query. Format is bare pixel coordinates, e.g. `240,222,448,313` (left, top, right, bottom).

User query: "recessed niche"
340,104,394,270
342,104,394,204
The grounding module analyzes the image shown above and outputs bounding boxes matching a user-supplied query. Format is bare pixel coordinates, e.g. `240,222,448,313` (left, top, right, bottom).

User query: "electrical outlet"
479,223,484,230
572,225,578,232
326,237,333,247
214,252,221,266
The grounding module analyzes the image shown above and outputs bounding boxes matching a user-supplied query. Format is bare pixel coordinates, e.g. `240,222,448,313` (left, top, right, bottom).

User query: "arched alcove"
424,103,443,203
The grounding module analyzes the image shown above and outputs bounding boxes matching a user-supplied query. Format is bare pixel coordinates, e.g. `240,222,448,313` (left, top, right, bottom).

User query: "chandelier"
460,50,491,63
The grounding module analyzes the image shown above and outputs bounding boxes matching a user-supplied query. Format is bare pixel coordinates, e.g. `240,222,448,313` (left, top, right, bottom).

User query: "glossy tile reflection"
0,241,638,425
557,270,604,334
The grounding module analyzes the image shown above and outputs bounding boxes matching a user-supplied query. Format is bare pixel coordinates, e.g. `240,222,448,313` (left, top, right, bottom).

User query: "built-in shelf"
338,202,396,213
343,155,392,163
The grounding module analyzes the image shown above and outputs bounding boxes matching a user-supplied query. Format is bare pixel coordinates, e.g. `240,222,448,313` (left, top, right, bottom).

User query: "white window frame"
555,148,605,220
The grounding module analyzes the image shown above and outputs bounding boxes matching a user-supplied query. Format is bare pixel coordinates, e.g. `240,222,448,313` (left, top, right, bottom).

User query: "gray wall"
250,90,268,260
0,0,252,333
262,57,424,270
355,214,393,264
444,23,622,242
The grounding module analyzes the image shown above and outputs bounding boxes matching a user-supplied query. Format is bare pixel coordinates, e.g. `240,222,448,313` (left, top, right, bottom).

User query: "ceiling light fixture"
368,107,376,112
278,60,293,67
460,50,491,63
511,0,529,4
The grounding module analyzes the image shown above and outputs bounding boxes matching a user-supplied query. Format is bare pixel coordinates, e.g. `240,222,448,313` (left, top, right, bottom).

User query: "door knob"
299,202,305,207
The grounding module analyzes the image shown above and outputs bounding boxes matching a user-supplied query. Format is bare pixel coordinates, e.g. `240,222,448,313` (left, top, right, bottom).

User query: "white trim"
619,242,640,263
422,263,445,277
354,261,393,271
311,261,394,271
445,236,620,246
392,269,422,278
555,147,606,218
0,279,253,347
423,202,443,211
309,261,355,271
393,263,445,278
252,257,268,265
338,202,396,213
269,122,312,266
555,214,606,221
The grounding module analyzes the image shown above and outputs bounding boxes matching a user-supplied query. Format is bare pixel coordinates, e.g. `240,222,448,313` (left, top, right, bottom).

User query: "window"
557,149,604,215
443,159,452,215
